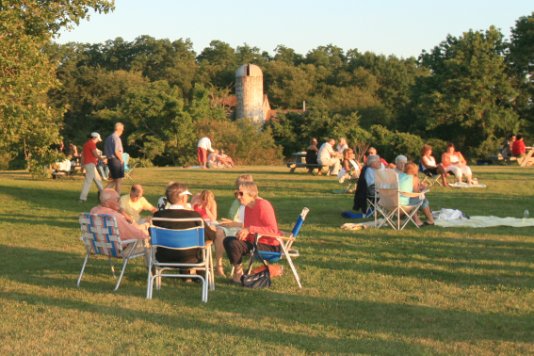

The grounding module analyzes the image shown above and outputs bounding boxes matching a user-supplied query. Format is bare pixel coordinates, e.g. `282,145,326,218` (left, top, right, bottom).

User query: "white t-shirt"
197,137,214,152
318,143,335,164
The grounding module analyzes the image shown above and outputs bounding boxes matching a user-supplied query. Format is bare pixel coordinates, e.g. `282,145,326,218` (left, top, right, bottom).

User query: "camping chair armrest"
120,238,141,246
399,191,425,199
256,233,287,244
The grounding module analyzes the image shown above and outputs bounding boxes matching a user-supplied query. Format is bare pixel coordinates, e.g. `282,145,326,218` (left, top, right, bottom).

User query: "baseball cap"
91,132,102,142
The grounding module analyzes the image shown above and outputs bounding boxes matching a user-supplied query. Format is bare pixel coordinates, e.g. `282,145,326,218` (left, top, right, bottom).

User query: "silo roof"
235,64,263,77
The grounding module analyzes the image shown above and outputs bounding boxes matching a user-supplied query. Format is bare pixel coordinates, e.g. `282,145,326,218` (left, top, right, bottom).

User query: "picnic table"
286,151,325,174
518,146,534,167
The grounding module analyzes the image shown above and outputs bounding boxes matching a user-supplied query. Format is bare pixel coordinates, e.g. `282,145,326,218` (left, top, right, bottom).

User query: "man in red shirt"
512,134,526,157
80,132,105,202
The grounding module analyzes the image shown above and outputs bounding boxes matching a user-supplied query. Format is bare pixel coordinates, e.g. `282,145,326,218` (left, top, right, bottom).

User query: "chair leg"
113,258,130,291
281,245,302,288
146,258,153,299
77,253,90,287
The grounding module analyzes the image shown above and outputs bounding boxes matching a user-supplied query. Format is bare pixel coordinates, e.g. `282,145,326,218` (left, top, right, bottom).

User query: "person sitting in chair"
421,144,448,186
152,182,218,270
441,143,473,184
338,148,360,184
90,189,149,242
120,184,157,224
223,181,281,283
399,163,435,226
352,154,382,215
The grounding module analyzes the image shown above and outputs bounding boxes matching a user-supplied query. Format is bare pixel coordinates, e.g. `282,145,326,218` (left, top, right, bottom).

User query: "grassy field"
0,165,533,354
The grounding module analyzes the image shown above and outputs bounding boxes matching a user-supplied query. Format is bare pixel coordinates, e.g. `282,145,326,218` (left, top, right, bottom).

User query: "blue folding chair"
247,207,310,288
147,217,214,302
77,213,146,291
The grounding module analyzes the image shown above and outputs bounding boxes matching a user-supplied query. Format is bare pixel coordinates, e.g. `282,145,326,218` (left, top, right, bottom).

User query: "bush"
196,119,283,165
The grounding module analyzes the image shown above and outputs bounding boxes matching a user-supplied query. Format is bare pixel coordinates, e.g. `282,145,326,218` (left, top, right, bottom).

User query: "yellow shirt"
120,195,154,223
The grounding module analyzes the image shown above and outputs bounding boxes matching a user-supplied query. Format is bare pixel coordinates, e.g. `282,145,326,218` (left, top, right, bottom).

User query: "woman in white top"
440,143,473,184
421,144,448,186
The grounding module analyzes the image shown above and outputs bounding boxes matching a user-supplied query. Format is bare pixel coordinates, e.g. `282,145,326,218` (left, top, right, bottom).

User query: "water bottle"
523,209,529,221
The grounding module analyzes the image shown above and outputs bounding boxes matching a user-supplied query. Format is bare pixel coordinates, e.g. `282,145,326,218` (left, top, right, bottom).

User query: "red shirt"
512,140,526,156
244,198,280,246
82,139,98,165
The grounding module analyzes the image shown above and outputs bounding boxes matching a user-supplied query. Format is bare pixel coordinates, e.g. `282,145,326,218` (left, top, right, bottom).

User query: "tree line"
0,1,532,174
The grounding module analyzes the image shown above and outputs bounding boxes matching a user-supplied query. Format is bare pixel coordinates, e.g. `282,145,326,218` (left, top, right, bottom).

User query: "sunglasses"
234,191,245,198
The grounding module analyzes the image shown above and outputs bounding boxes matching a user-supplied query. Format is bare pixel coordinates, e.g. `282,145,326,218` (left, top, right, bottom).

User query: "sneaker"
339,176,346,184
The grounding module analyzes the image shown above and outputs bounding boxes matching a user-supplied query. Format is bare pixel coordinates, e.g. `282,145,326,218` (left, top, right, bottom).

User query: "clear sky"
56,0,533,58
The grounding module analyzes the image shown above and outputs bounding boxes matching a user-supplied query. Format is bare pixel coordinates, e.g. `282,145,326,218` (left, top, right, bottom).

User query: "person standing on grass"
104,122,125,193
197,136,214,169
79,132,104,203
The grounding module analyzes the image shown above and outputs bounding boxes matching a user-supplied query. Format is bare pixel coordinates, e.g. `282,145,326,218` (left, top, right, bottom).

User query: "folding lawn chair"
243,207,310,288
77,213,146,291
123,153,137,181
373,169,425,230
147,217,214,302
419,162,442,187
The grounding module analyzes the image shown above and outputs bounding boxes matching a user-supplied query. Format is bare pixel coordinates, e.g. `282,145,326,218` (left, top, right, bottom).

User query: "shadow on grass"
303,232,534,289
1,244,533,348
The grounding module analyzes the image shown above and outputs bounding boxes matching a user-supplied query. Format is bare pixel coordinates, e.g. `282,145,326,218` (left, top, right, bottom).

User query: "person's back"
512,137,526,156
152,208,204,263
398,173,413,206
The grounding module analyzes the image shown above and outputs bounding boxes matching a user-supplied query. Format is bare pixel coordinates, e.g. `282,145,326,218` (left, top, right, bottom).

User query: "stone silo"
235,64,264,124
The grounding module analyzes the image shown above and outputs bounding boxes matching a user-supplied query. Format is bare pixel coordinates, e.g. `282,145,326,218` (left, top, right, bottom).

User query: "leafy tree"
0,0,113,175
507,12,534,135
413,27,519,156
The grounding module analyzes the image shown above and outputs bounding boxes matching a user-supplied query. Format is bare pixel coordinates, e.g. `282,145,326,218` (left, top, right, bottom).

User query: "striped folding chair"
77,213,146,291
244,207,310,289
147,217,214,302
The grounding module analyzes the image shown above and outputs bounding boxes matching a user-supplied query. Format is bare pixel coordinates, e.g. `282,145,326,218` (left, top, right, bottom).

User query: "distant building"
235,64,271,124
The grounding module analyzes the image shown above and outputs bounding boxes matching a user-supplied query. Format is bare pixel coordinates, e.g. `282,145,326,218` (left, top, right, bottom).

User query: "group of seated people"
207,149,235,168
88,174,281,284
353,154,435,226
306,137,362,180
501,134,529,160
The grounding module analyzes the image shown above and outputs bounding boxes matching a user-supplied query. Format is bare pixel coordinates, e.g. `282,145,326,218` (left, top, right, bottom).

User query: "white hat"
179,190,192,196
90,132,102,142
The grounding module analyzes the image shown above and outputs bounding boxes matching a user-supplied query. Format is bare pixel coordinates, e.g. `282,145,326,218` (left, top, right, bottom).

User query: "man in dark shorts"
104,122,125,193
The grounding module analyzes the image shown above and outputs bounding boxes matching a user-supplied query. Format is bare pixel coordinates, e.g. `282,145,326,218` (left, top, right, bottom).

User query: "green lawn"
0,165,533,354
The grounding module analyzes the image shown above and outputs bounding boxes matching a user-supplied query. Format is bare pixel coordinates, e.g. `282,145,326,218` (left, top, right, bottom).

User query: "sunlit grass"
0,165,533,354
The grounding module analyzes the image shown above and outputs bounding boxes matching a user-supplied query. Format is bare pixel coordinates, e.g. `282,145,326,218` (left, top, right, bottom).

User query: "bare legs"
214,228,226,276
106,178,122,194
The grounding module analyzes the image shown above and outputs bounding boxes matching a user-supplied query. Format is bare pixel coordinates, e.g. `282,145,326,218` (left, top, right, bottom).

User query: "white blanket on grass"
435,215,534,228
449,182,487,188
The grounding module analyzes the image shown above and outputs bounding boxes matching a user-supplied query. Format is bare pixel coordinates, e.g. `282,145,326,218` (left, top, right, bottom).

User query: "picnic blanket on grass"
449,182,487,189
435,215,534,228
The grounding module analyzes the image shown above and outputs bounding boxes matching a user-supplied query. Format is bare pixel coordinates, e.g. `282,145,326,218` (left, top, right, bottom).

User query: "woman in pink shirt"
223,181,281,283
